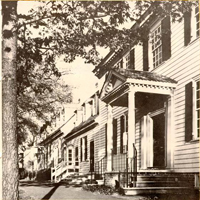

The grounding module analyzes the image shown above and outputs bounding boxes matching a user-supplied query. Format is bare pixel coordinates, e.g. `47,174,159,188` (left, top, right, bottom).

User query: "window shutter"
113,118,118,155
120,116,124,153
130,49,135,70
85,136,87,160
184,11,191,46
120,59,123,68
143,39,149,71
185,82,193,142
105,123,107,156
161,16,171,61
80,138,82,161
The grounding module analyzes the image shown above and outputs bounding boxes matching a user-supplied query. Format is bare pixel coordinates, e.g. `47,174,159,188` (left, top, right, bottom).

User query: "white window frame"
151,23,162,69
191,5,200,41
125,54,130,69
192,76,200,140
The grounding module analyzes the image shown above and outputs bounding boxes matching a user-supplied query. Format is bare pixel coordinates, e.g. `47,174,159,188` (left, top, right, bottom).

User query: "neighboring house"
92,3,199,195
61,91,101,179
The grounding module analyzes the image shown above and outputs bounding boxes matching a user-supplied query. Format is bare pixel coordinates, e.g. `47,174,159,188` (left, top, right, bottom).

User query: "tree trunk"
2,2,18,200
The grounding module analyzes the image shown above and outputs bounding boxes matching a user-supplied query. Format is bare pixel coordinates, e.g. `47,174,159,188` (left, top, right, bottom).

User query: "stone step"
123,187,193,195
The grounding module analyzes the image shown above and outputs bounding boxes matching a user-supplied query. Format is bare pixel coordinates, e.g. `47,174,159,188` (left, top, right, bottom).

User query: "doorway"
90,141,94,172
152,113,165,168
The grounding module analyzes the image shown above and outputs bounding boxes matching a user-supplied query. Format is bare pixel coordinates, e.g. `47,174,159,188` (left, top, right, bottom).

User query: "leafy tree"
2,1,198,199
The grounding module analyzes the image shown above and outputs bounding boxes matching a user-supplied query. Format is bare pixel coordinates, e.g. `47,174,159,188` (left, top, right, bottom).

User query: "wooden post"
128,87,135,159
107,104,113,172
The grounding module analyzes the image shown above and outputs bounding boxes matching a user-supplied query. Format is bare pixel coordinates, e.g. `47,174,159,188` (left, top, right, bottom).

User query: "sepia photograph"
1,1,200,200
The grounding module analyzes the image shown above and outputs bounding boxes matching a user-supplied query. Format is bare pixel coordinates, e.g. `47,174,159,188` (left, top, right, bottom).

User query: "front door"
152,113,165,168
141,109,166,169
90,141,94,172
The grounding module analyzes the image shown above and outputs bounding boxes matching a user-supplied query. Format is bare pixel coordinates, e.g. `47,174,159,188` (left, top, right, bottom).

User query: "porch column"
166,93,175,169
107,104,113,171
128,86,136,159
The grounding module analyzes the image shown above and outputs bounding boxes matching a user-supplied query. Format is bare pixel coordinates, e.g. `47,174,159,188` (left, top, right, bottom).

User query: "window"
151,25,162,68
185,79,200,142
75,147,79,166
148,16,171,70
195,80,200,138
125,54,130,69
68,149,72,165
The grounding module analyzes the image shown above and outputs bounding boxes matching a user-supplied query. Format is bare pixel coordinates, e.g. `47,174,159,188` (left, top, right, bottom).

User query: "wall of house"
94,100,108,163
151,20,200,173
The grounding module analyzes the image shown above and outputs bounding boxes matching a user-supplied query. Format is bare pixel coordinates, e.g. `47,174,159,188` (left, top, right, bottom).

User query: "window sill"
190,138,199,143
185,138,199,144
150,61,166,73
185,36,200,47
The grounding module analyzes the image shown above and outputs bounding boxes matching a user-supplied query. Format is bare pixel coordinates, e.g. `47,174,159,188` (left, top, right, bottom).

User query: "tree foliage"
16,0,198,145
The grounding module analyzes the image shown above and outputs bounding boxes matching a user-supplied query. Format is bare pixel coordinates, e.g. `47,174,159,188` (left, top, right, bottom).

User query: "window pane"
197,81,200,90
197,100,200,108
195,6,199,14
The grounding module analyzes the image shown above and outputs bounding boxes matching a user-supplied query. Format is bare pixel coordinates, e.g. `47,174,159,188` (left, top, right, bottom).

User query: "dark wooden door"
152,113,165,168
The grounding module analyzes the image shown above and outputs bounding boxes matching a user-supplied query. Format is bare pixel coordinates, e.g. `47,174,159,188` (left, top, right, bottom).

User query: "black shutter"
185,82,193,142
85,136,87,160
80,138,82,161
113,118,118,155
161,16,171,61
184,11,191,46
130,48,135,70
120,116,125,154
143,38,149,71
120,59,123,68
105,124,107,156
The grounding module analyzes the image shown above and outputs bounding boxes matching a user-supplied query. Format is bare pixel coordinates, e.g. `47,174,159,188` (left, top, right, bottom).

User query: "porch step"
136,174,194,187
96,179,104,185
136,181,178,187
123,187,193,195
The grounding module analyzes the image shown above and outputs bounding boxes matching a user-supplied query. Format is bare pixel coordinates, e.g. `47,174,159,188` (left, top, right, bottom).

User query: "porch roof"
64,115,98,141
102,69,177,104
114,69,177,84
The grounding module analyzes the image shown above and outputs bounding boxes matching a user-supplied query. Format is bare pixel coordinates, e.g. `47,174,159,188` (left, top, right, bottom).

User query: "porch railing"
94,144,137,187
94,156,107,180
112,144,137,188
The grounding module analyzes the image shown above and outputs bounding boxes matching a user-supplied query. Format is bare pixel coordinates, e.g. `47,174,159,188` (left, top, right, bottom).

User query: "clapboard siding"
150,18,200,172
135,45,143,71
95,100,108,164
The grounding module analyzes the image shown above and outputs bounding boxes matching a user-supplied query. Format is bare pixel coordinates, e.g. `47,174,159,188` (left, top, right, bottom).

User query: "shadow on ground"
20,180,56,188
40,183,60,200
